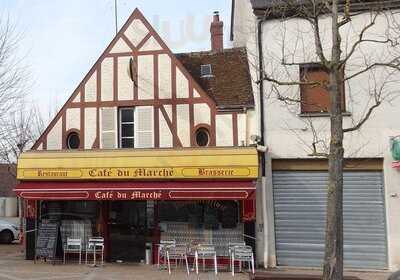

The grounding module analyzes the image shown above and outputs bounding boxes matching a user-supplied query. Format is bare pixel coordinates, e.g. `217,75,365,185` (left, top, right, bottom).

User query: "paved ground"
0,244,395,280
0,244,248,280
257,267,392,280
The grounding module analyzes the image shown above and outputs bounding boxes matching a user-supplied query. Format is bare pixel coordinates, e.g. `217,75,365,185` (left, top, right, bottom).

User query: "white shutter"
135,106,154,148
101,107,117,149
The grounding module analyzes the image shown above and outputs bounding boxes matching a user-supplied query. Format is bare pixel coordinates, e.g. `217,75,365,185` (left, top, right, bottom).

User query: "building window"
119,108,135,148
67,132,80,149
200,64,213,77
195,127,210,147
299,63,345,114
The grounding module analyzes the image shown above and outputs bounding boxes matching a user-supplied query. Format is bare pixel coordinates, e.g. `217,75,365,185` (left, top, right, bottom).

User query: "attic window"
67,132,80,149
200,64,213,77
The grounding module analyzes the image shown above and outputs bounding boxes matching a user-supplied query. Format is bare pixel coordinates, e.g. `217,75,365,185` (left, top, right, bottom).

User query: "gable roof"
0,164,16,197
32,8,217,149
176,47,254,109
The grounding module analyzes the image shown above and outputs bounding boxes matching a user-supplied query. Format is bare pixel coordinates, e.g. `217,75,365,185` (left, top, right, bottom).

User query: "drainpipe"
257,20,265,170
257,17,269,269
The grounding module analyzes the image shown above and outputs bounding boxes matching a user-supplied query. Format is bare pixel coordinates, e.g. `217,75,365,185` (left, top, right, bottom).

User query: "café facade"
15,9,259,263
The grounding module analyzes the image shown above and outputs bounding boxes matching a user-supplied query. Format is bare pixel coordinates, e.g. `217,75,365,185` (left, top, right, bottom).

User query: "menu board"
35,222,59,261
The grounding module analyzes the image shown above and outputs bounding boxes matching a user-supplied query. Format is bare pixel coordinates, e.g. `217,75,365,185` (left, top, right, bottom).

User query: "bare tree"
0,16,41,168
0,17,26,124
254,1,400,279
0,103,44,173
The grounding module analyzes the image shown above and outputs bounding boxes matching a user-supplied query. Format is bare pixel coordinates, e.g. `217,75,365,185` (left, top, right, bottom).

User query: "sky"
1,0,232,121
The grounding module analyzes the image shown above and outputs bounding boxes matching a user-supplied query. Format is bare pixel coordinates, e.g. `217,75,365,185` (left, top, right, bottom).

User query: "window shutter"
101,107,117,149
300,64,346,114
134,106,154,148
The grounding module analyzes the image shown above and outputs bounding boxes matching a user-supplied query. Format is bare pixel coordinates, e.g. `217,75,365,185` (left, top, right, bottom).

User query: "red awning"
14,181,256,201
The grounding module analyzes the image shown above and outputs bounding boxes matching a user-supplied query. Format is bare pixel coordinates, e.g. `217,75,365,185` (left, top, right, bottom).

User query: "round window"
195,128,210,147
67,132,80,149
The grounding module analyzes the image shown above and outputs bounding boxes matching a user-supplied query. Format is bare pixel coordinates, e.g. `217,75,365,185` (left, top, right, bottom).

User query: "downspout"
257,20,265,170
257,17,269,269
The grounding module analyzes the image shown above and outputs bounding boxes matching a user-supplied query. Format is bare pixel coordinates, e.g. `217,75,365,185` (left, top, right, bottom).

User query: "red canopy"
14,181,256,201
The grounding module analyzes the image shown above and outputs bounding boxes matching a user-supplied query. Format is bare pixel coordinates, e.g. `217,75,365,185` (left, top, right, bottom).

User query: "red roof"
176,47,254,109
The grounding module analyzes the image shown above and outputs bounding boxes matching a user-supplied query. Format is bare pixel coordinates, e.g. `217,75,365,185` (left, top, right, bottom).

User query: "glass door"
108,201,147,262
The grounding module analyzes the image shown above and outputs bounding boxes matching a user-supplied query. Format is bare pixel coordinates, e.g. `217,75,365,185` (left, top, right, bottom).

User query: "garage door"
273,171,387,269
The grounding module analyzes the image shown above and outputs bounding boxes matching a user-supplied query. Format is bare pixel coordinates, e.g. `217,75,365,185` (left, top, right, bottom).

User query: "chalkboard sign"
35,222,59,261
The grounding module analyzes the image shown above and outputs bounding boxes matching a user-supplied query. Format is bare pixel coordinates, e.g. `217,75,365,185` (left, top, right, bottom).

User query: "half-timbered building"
15,9,259,263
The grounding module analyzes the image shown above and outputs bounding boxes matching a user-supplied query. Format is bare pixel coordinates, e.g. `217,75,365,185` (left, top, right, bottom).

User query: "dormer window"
200,64,213,77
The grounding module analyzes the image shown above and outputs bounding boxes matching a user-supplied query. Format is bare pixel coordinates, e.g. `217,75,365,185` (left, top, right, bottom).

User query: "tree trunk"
323,0,344,279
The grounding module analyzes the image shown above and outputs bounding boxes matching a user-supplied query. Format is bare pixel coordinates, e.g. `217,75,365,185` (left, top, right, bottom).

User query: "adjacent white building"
231,0,400,271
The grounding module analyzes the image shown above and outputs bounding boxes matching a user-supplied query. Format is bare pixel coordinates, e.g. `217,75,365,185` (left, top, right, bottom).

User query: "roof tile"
176,47,254,109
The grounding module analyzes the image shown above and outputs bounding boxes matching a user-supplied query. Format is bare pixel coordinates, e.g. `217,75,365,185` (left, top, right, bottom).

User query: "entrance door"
108,201,147,262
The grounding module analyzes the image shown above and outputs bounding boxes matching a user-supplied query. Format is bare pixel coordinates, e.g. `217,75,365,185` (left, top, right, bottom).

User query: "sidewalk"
0,244,249,280
0,244,393,280
254,267,391,280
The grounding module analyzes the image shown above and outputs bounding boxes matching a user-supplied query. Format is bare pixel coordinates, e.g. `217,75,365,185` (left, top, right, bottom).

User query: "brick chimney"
210,11,223,51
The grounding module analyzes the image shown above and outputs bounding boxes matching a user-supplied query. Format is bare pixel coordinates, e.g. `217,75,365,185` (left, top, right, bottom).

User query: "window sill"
298,112,352,118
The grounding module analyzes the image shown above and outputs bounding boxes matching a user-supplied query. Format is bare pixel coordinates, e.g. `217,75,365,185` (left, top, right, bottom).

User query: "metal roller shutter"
273,171,387,269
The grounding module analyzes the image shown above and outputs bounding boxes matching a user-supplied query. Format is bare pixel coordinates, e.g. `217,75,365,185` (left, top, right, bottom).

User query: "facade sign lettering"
21,167,254,180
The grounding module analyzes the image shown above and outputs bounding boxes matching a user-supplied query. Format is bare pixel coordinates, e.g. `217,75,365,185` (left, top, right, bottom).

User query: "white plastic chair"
194,244,218,275
228,242,246,270
85,237,104,266
157,240,176,269
231,245,255,276
166,244,189,275
63,238,82,264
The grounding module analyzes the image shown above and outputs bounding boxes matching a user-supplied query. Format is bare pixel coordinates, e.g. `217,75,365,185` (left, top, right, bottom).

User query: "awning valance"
17,147,258,181
14,181,256,201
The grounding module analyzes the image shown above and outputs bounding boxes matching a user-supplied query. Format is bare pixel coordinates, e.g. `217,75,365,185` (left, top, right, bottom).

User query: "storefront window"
40,201,100,248
158,201,238,228
157,201,244,256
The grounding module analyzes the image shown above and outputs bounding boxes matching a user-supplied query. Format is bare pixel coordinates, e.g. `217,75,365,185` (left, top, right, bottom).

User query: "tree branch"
343,101,381,133
344,60,400,81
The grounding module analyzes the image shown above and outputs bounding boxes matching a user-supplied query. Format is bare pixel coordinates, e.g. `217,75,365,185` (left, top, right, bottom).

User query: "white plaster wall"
163,105,172,121
237,113,247,146
258,13,400,160
85,71,97,102
140,36,162,51
101,58,114,101
232,0,256,48
84,107,97,149
66,108,80,131
72,92,81,103
125,19,149,47
176,68,189,99
216,114,233,146
176,104,190,147
247,109,258,144
118,56,134,100
37,143,43,150
110,38,131,53
138,55,154,100
159,112,173,148
47,118,62,150
193,89,200,98
193,103,211,126
158,54,172,99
